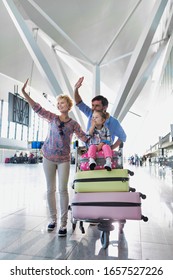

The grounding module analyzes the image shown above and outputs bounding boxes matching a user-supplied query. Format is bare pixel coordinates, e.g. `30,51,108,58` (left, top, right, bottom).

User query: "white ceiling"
0,0,173,155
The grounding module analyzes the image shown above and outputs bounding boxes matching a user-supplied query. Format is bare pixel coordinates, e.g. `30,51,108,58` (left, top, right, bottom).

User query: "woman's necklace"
59,115,70,123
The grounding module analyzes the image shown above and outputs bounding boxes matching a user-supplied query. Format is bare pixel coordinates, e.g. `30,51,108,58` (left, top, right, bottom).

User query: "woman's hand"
21,78,29,95
20,78,35,107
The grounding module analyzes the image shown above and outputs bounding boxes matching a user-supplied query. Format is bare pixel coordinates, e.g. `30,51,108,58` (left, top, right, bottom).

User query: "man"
74,77,126,149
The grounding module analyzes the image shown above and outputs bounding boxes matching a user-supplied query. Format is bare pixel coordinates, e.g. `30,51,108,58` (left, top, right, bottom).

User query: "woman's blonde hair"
57,94,73,111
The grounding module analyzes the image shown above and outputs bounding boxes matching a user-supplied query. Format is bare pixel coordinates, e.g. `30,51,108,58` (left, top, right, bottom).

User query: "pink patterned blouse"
32,103,88,163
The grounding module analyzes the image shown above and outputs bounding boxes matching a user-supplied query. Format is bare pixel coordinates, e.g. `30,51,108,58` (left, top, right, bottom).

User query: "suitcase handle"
74,177,129,183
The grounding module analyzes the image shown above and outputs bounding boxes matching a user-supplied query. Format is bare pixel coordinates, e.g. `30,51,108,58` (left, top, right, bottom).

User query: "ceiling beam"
118,2,173,122
2,0,63,97
26,0,93,65
54,45,115,98
142,32,173,116
111,0,168,119
98,0,142,65
118,40,167,122
52,47,86,128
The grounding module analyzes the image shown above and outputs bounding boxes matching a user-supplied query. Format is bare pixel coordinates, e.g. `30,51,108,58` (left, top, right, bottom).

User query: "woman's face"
57,98,69,113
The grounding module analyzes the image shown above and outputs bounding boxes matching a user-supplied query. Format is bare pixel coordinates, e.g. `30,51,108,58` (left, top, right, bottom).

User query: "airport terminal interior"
1,0,173,260
1,161,173,260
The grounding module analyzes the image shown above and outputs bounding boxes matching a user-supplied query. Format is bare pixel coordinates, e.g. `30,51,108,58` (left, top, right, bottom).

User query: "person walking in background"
21,79,89,237
74,76,126,150
87,110,113,171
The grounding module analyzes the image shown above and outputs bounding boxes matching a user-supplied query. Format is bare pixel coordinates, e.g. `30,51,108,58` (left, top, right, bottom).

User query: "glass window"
1,101,8,138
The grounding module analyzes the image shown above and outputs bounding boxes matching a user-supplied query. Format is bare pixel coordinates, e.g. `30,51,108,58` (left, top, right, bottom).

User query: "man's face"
91,100,105,112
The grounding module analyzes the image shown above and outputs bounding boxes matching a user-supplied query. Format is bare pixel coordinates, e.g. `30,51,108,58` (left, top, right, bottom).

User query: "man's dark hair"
91,95,108,107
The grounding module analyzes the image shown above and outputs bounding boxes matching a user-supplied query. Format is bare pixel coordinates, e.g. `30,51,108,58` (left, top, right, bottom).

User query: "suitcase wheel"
128,170,134,176
129,187,136,192
140,193,146,199
100,231,110,249
141,215,148,222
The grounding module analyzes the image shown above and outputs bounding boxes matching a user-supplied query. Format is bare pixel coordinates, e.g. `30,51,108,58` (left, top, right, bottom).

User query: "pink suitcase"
71,192,148,222
79,150,119,171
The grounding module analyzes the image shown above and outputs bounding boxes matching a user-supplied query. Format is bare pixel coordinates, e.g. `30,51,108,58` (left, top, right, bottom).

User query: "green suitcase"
73,169,135,192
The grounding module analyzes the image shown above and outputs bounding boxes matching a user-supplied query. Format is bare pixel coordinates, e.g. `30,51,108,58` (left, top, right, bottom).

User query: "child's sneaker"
104,162,112,171
104,157,112,171
47,220,56,231
58,227,67,237
89,158,96,170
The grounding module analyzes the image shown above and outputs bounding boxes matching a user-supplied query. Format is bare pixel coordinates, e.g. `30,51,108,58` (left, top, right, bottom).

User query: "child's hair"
93,110,108,120
57,94,73,111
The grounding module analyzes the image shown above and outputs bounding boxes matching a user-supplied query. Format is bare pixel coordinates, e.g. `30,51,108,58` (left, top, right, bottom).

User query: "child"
87,110,113,171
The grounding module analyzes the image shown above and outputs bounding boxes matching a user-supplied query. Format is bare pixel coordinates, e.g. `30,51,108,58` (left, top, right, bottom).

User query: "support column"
93,64,100,97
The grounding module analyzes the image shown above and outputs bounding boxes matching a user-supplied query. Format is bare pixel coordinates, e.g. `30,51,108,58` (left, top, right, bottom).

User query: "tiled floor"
0,162,173,260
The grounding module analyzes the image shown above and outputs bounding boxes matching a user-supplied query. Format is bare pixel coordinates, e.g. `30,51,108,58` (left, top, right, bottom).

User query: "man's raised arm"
74,77,84,104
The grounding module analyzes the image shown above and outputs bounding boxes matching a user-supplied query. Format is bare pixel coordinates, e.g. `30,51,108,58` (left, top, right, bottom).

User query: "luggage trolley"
70,141,148,249
75,141,126,172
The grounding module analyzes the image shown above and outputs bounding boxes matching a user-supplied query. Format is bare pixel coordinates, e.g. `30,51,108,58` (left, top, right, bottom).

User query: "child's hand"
89,119,96,135
97,143,104,151
91,118,96,128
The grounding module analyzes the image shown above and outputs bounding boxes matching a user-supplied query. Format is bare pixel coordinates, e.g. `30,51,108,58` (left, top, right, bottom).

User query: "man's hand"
74,77,84,104
74,77,84,89
111,139,122,150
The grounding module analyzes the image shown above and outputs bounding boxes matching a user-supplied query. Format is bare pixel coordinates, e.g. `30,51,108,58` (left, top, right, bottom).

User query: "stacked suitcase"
71,146,148,248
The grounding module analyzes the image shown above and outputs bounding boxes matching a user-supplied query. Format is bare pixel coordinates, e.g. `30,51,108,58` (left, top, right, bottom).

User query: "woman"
21,79,88,236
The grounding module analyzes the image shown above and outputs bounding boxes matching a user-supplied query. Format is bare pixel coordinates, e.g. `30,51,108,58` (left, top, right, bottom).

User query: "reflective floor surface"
0,162,173,260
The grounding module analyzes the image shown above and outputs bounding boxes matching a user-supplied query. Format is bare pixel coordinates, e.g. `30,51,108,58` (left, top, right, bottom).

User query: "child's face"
92,112,105,126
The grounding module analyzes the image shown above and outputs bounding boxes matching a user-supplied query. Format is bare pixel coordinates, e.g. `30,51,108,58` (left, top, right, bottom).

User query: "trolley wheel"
72,223,76,231
71,218,77,231
100,231,110,249
118,219,126,234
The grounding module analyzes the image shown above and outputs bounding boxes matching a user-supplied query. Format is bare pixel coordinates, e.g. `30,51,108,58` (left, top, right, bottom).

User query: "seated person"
87,110,113,171
28,152,35,163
